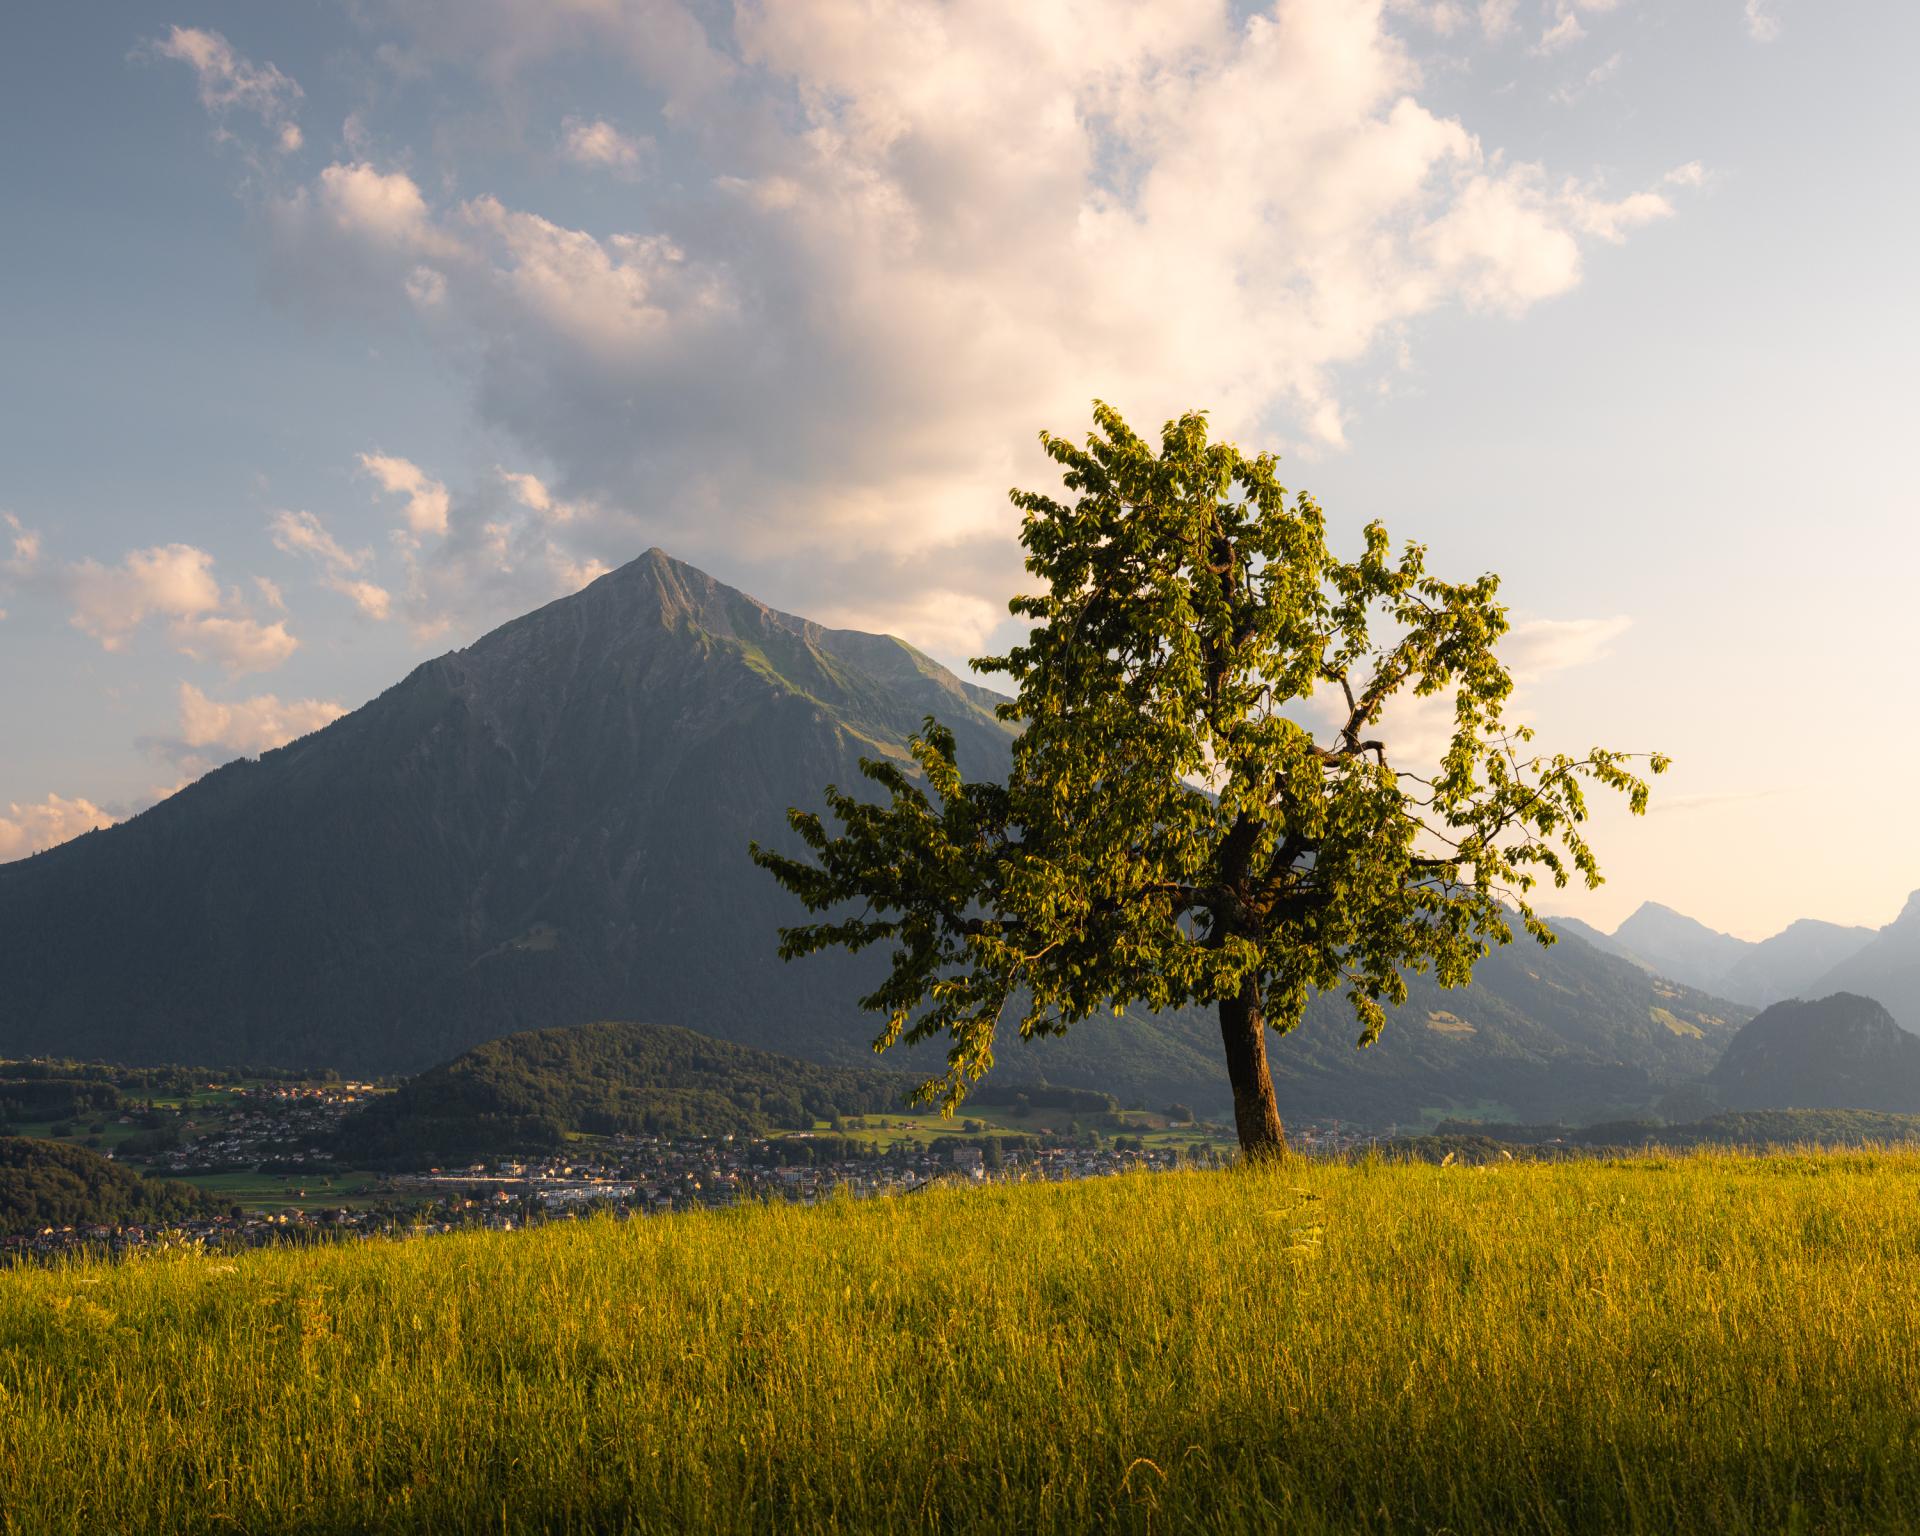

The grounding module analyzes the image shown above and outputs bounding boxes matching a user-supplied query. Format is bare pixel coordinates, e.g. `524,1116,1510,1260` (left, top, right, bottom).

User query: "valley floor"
4,1151,1919,1534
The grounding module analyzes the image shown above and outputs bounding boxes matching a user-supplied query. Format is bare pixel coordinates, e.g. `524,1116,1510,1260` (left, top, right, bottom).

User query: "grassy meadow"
4,1151,1920,1534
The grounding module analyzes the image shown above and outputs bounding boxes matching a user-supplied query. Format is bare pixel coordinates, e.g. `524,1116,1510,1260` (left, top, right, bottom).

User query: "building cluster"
5,1129,1228,1260
135,1083,375,1174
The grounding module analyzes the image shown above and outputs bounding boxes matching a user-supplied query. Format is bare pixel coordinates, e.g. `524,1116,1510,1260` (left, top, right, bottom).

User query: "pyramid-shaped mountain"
0,550,1752,1123
0,551,1013,1073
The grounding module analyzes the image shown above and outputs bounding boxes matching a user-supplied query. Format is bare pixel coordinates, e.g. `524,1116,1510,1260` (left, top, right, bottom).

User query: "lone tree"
752,405,1664,1159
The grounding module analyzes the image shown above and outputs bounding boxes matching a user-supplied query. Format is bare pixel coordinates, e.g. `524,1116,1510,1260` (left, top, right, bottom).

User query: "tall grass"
4,1151,1920,1533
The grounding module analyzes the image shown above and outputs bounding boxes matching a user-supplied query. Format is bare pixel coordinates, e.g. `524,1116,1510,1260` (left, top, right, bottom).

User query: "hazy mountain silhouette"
1706,994,1920,1112
1567,902,1875,1008
1811,892,1920,1032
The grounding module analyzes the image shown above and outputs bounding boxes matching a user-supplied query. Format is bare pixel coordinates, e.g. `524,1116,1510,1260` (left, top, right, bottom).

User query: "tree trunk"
1217,979,1287,1161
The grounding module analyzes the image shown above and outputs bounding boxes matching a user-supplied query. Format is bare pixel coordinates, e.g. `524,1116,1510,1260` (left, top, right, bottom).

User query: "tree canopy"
753,405,1663,1156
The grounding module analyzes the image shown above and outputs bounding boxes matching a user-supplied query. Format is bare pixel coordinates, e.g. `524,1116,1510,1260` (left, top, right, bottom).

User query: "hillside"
1252,918,1746,1126
335,1020,916,1166
0,1137,214,1235
0,549,1749,1124
1811,891,1920,1031
1706,993,1920,1112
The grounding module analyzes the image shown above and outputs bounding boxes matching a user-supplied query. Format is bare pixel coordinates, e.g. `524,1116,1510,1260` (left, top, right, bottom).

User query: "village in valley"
0,1067,1390,1259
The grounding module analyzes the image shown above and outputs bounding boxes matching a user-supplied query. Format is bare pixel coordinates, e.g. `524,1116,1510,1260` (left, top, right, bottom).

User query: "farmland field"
4,1151,1919,1533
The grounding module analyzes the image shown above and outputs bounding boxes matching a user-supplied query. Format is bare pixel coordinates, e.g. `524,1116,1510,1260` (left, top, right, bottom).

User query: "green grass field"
4,1151,1919,1533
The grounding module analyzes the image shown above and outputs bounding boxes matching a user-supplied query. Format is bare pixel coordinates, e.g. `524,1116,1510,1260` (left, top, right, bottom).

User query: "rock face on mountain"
1594,903,1875,1008
1810,893,1920,1033
1706,994,1920,1112
0,549,1751,1122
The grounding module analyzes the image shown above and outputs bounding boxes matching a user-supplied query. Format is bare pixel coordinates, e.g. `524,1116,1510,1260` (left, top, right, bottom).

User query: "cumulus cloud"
68,544,222,650
0,792,116,863
170,613,300,674
315,163,460,257
148,26,303,151
231,0,1701,652
66,542,297,671
561,117,649,173
174,682,347,757
358,452,451,537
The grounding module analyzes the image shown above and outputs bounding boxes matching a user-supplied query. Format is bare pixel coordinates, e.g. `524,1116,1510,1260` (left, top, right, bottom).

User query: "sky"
0,0,1914,941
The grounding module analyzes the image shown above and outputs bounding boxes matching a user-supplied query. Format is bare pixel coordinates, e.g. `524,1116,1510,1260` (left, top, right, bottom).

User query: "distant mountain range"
1546,898,1919,1027
1811,894,1920,1033
0,549,1770,1124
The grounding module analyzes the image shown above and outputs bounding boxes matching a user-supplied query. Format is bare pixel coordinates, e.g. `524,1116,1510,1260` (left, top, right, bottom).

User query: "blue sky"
1,0,1913,939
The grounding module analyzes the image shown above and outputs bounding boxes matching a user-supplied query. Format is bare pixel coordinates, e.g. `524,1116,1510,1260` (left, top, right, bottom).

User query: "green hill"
335,1020,917,1167
1705,992,1920,1112
0,1137,214,1234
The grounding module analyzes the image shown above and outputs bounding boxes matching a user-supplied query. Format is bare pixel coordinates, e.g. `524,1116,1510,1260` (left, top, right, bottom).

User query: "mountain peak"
1617,901,1729,939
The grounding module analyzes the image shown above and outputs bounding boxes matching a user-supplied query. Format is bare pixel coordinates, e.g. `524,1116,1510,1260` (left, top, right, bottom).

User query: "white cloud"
561,117,648,172
68,544,222,650
175,682,346,757
272,508,394,619
254,574,288,611
1535,12,1585,52
1744,0,1782,43
170,614,301,675
1476,0,1522,39
64,543,296,671
1553,49,1622,105
0,514,39,620
0,792,116,863
271,508,367,572
242,0,1699,652
406,265,448,307
499,467,592,523
1568,185,1677,243
1505,614,1633,680
499,469,553,514
317,163,458,256
149,26,303,149
358,452,451,537
2,513,40,579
